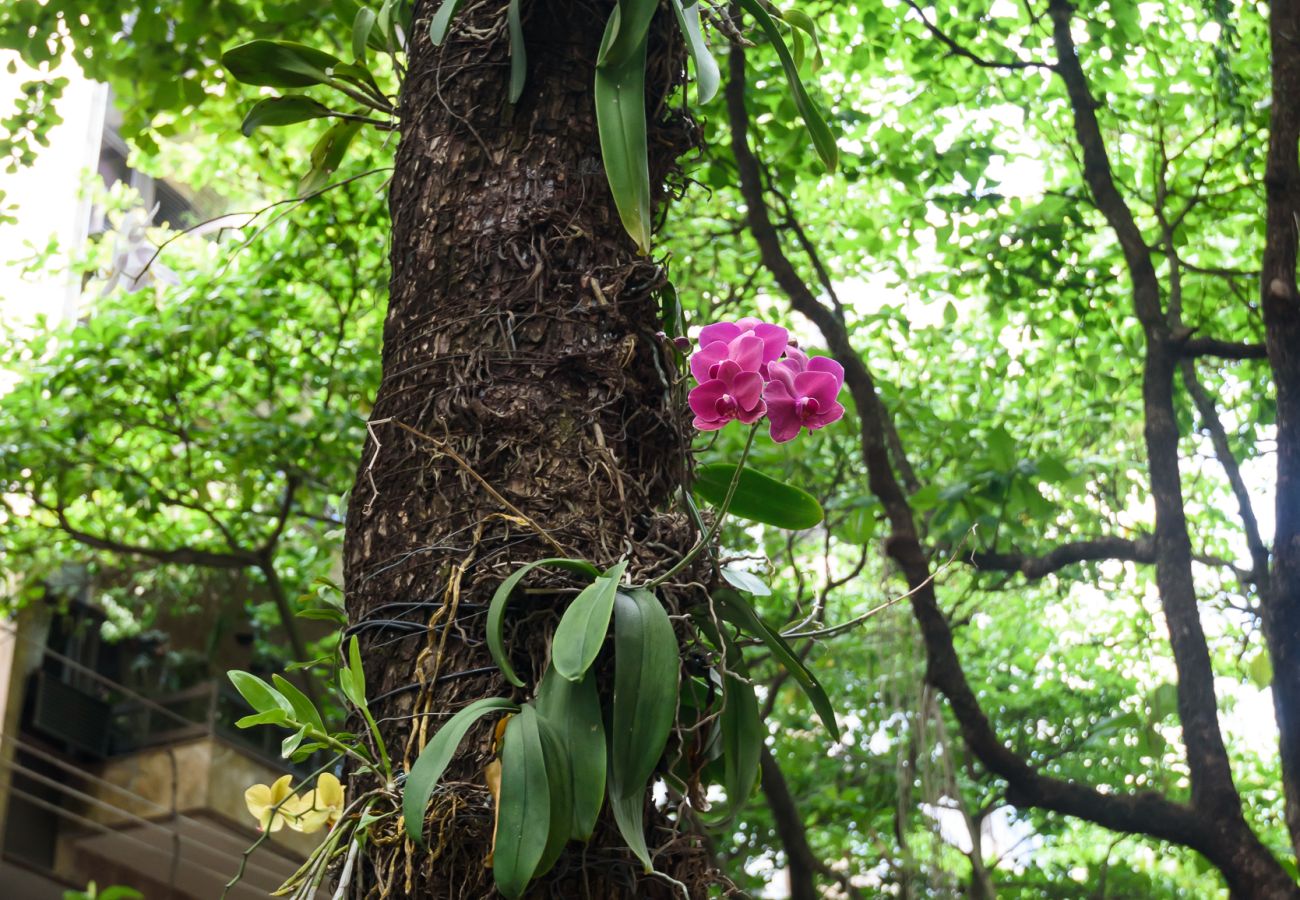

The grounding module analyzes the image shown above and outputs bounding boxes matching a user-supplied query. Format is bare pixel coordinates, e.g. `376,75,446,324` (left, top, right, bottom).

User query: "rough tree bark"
342,1,710,895
1260,0,1300,861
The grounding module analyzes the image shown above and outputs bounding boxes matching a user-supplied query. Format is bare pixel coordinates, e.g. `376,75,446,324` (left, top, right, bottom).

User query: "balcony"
1,628,327,898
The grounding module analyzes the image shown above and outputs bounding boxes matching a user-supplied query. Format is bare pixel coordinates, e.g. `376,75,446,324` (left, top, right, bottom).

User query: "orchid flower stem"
646,423,758,589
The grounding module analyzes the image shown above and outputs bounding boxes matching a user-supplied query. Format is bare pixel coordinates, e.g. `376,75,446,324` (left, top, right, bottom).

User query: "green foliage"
608,587,680,871
2,0,1291,894
694,462,825,530
403,697,519,845
63,884,142,900
493,705,551,898
486,557,601,687
551,560,627,682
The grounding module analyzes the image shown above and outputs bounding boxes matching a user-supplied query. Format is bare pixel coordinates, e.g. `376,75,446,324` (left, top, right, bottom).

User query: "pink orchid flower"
690,319,789,383
689,359,767,431
763,347,846,443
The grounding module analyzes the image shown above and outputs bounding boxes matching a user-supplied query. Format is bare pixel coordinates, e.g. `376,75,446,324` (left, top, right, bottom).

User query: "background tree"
4,0,1300,896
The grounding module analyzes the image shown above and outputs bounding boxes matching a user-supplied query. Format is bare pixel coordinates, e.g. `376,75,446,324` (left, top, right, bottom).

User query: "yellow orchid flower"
244,774,300,833
291,772,346,834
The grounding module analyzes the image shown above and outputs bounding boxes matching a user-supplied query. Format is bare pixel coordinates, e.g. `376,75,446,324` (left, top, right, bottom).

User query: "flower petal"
697,322,741,347
750,323,790,363
806,401,846,431
689,341,729,384
736,398,768,424
726,334,765,373
765,396,801,443
793,370,840,406
245,784,273,817
730,371,765,410
689,381,726,418
807,355,845,387
316,773,344,809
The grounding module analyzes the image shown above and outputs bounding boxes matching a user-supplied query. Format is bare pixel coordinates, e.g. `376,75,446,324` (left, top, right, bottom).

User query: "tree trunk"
1261,0,1300,862
342,1,709,895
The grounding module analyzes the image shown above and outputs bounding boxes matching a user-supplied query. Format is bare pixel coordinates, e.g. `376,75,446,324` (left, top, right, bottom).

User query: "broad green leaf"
737,0,838,172
429,0,466,45
487,557,600,687
714,588,839,740
331,61,383,94
721,565,771,597
222,40,342,89
235,709,291,729
507,0,527,103
295,605,348,624
228,670,292,717
240,96,334,136
777,8,825,71
300,120,361,195
281,725,308,758
692,616,760,820
533,715,574,878
608,588,679,871
669,0,720,104
597,0,659,69
347,634,367,706
552,560,627,682
494,705,551,899
694,463,824,530
594,14,652,254
352,8,377,62
536,667,606,840
718,639,762,817
403,697,518,845
272,674,326,733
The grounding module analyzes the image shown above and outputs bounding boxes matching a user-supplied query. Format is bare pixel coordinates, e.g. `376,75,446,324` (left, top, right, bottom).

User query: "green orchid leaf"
533,714,574,878
429,0,466,45
694,463,825,530
488,557,600,687
608,588,679,871
715,588,839,740
536,667,606,840
240,96,335,136
403,697,519,845
721,565,772,597
507,0,527,103
737,0,838,171
228,670,293,717
299,119,361,195
669,0,720,104
493,705,551,899
352,7,377,61
222,40,342,89
597,0,659,69
272,674,326,733
552,560,627,682
594,12,652,254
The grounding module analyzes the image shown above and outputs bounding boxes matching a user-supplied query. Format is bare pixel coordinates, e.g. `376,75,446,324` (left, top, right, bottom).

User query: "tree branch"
727,33,1298,894
969,535,1155,579
1179,361,1271,586
1258,0,1300,858
1048,0,1247,827
47,500,257,570
1181,337,1268,360
901,0,1051,71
